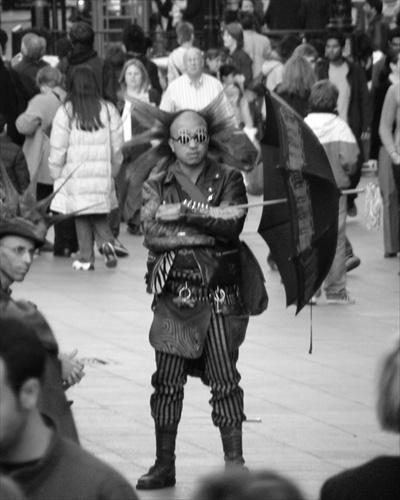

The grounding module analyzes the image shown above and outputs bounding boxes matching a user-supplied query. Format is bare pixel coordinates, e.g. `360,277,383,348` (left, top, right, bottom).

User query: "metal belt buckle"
214,287,226,313
179,282,192,307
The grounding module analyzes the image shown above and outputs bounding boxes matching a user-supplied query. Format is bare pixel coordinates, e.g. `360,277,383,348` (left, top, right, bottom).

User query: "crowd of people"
0,0,399,498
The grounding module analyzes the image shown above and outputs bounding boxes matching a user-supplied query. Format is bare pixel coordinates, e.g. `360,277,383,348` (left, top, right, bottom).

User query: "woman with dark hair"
222,22,253,88
49,65,124,271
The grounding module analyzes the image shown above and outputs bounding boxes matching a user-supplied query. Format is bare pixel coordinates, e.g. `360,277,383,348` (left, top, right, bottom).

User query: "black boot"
220,425,246,468
136,424,177,490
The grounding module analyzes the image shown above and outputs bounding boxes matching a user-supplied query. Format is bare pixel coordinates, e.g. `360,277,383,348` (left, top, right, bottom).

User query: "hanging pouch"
149,293,212,359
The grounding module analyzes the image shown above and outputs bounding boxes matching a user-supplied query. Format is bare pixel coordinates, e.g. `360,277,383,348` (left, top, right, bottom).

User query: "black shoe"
54,248,72,257
41,240,54,252
136,462,176,490
127,225,143,236
347,199,357,217
114,239,129,257
345,254,361,272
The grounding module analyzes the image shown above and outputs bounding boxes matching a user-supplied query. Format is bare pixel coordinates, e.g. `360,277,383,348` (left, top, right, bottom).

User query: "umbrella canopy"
258,91,340,314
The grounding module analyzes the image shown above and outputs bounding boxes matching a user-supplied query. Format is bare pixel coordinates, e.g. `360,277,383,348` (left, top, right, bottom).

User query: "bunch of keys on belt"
214,288,226,313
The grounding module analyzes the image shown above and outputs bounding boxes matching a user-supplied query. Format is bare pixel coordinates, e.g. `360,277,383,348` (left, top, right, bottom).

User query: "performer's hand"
389,151,400,166
59,349,85,387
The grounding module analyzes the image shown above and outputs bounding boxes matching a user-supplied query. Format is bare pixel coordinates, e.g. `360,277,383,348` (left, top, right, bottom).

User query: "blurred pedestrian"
379,78,400,245
222,22,253,88
305,80,360,305
0,316,138,500
167,22,194,84
49,66,124,271
117,58,160,236
0,114,30,194
320,340,400,499
13,33,48,100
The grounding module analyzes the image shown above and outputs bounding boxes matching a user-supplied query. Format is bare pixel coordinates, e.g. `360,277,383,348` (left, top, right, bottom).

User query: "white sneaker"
72,260,94,271
102,243,118,268
326,292,355,305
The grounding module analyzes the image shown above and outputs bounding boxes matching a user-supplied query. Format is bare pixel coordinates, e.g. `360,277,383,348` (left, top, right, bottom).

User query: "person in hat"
0,156,85,443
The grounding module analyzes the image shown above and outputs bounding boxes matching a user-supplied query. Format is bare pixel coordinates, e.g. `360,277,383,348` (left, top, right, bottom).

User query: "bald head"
183,47,204,79
169,110,209,169
170,110,207,137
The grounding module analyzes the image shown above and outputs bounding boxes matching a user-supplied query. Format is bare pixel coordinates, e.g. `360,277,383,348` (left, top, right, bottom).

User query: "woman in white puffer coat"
49,65,124,271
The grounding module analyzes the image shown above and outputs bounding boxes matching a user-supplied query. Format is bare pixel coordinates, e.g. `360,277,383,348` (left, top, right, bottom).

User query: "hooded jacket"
304,112,360,189
49,101,123,215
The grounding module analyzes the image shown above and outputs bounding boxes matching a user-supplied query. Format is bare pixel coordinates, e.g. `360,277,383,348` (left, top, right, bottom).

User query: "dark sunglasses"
171,126,208,145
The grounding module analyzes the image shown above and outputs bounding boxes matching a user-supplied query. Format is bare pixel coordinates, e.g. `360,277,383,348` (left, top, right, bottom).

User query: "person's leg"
137,351,187,490
325,196,354,303
391,162,400,247
54,216,79,256
347,144,364,215
91,214,118,268
378,147,399,256
203,308,246,466
74,216,94,268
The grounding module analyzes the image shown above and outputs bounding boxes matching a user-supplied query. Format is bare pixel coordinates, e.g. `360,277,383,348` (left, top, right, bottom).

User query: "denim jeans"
75,214,114,264
324,195,347,297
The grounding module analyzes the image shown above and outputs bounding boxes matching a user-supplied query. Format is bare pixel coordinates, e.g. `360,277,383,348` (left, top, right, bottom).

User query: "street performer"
135,96,254,490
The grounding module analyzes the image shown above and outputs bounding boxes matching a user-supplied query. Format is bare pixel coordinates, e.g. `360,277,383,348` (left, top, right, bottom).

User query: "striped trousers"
150,308,246,428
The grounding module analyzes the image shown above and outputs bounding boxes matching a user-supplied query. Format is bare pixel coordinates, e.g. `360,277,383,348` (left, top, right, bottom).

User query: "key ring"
214,287,226,313
179,282,191,302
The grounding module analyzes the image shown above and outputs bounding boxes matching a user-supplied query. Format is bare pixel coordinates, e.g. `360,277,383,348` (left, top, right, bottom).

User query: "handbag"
149,294,212,359
239,241,268,316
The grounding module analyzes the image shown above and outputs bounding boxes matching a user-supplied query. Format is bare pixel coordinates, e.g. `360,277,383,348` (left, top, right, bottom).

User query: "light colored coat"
16,88,66,185
49,101,123,215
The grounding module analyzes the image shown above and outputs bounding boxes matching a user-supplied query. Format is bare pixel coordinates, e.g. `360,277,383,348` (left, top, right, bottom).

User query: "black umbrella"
258,90,340,314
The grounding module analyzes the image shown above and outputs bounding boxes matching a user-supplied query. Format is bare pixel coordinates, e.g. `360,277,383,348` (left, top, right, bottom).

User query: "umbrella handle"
340,188,365,195
236,198,288,209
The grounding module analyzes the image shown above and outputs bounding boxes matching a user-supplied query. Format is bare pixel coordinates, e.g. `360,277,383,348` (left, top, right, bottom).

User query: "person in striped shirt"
160,47,233,115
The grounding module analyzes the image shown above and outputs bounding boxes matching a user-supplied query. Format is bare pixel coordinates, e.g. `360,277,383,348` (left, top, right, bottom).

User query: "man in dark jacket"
0,114,30,194
121,23,163,96
13,32,49,100
137,108,250,490
57,22,109,97
0,316,139,500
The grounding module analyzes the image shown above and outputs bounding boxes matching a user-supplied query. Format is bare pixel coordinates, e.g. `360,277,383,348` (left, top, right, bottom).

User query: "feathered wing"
0,159,98,243
125,92,258,173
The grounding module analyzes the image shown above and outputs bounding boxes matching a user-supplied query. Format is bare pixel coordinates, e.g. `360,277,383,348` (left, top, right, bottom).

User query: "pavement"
14,173,399,500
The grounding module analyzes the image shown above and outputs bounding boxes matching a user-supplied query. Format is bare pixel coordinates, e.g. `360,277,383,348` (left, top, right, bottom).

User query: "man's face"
0,360,26,457
0,235,35,286
184,49,203,78
325,38,343,62
169,111,209,168
241,0,254,13
388,37,400,58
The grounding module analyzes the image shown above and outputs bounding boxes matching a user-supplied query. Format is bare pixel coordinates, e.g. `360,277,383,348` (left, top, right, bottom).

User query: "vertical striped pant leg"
150,350,188,427
203,311,245,428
